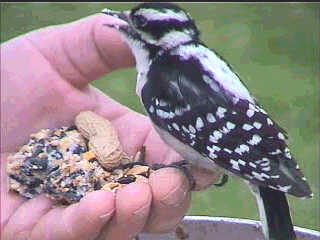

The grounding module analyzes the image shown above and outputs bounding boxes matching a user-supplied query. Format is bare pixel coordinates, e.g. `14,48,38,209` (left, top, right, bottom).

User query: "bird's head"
102,3,199,51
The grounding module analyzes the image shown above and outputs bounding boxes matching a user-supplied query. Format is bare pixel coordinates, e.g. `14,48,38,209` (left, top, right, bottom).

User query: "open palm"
1,14,218,240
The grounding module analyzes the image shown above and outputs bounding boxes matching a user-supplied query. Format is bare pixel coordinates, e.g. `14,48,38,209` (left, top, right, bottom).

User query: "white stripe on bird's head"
134,8,190,23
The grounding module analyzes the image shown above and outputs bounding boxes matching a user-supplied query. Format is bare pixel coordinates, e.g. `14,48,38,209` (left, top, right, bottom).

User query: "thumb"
24,13,135,87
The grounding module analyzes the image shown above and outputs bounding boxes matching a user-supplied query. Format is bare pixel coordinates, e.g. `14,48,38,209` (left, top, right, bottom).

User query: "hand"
1,13,219,240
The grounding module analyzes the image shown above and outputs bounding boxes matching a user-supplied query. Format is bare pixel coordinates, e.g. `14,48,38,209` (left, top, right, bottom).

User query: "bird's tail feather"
252,186,296,240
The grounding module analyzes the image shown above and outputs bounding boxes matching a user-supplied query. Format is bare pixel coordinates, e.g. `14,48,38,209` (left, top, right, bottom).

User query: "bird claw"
150,160,196,190
214,174,229,187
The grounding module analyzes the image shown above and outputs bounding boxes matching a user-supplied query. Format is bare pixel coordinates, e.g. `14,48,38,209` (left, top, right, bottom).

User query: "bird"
101,3,313,240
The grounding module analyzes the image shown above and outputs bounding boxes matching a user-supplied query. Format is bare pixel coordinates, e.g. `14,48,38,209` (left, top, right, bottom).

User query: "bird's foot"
150,160,196,190
213,174,229,187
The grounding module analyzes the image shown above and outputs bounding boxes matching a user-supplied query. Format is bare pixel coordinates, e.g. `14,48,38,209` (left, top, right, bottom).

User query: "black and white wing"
141,43,312,198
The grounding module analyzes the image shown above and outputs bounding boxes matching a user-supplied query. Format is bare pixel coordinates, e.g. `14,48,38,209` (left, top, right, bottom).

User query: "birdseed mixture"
6,111,151,204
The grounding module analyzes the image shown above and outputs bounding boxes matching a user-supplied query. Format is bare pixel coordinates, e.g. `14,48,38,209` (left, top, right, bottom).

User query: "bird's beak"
101,9,135,35
101,9,130,23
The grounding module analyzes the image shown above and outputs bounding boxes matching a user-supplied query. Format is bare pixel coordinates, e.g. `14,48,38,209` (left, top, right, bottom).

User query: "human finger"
98,182,152,240
30,190,115,240
2,14,134,90
1,153,27,229
143,168,191,233
2,195,53,240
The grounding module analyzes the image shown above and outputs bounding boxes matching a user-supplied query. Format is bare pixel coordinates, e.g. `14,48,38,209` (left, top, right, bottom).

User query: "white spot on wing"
207,145,221,159
230,159,240,171
252,171,266,181
270,149,281,155
253,122,262,129
209,153,217,159
172,123,180,131
149,105,154,113
238,159,246,166
242,124,253,131
207,113,216,123
182,125,189,133
255,159,271,171
258,107,267,114
196,117,204,131
241,144,250,152
284,147,292,159
189,125,196,134
221,126,230,134
216,107,226,118
277,185,292,192
235,144,249,155
226,122,236,130
213,130,223,140
260,158,270,167
209,135,218,143
156,109,173,119
247,109,255,118
224,148,232,154
271,175,280,179
207,145,221,153
278,132,285,140
247,134,262,145
249,162,257,168
235,148,242,155
262,166,271,171
206,146,218,159
261,173,270,179
175,108,184,116
268,185,279,190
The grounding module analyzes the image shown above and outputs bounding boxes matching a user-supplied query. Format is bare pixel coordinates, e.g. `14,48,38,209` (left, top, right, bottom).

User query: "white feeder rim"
183,216,320,237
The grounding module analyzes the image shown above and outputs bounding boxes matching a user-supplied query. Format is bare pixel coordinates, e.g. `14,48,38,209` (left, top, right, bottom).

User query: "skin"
1,14,219,240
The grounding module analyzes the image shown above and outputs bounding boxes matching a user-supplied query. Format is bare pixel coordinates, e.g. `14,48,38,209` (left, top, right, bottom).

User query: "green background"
1,3,319,231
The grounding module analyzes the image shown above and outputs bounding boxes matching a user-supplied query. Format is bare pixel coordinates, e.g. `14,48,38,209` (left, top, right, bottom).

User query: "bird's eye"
133,16,147,27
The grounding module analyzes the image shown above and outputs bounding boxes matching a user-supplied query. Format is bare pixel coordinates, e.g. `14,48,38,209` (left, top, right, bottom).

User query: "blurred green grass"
1,2,319,231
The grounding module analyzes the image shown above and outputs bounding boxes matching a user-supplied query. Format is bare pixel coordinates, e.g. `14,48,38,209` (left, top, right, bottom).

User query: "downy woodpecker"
102,3,312,240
